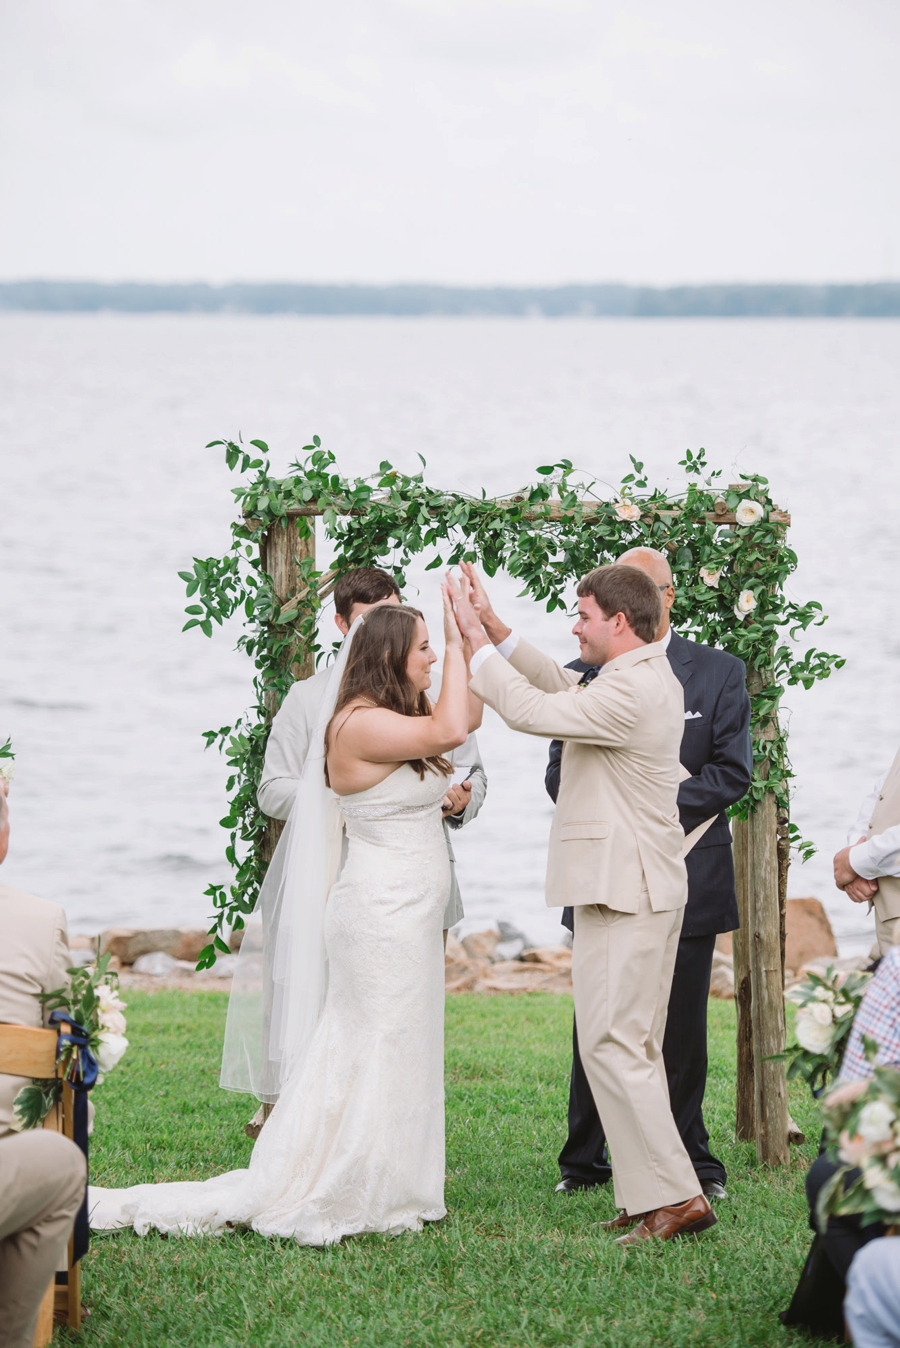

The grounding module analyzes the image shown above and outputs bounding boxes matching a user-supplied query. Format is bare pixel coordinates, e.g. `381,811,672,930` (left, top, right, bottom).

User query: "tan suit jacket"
0,884,70,1137
470,638,687,915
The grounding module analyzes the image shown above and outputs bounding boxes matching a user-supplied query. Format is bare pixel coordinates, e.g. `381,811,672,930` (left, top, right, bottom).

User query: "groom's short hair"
333,567,402,624
576,565,662,644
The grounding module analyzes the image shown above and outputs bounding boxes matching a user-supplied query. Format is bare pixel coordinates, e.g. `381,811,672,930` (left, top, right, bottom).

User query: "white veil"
219,619,360,1103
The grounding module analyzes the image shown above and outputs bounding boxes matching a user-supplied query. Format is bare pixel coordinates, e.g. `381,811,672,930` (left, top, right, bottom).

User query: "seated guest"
0,783,86,1348
0,1129,86,1348
0,782,71,1138
845,1239,900,1348
783,946,900,1337
833,748,900,955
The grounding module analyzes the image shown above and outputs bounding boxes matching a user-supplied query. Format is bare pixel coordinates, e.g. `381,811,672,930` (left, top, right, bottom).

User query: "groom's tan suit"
470,637,699,1215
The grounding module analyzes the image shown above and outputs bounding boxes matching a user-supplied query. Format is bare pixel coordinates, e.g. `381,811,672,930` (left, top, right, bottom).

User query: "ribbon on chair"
49,1011,96,1263
49,1011,100,1090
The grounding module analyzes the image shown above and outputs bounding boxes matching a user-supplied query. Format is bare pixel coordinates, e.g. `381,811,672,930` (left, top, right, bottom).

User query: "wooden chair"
0,1022,84,1344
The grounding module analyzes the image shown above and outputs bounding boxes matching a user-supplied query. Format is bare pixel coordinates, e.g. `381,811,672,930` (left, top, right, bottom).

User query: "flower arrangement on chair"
819,1059,900,1229
11,950,129,1130
780,964,872,1094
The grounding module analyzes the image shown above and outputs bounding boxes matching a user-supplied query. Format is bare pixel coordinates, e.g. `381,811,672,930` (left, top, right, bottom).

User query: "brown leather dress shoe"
615,1194,716,1247
600,1210,647,1232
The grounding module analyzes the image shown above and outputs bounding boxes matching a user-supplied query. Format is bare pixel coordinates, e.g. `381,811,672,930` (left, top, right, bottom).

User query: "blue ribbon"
49,1010,99,1091
48,1010,96,1263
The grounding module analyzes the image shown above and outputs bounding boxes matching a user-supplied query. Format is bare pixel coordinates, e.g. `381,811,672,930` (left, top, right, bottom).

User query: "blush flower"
614,500,642,522
735,499,765,526
838,1129,869,1166
699,567,722,588
733,589,758,620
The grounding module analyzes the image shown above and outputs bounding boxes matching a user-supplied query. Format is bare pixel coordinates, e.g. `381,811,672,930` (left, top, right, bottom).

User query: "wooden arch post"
262,493,791,1165
258,515,316,865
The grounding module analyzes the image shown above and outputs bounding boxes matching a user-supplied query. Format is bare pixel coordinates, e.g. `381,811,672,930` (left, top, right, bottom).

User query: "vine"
181,438,843,967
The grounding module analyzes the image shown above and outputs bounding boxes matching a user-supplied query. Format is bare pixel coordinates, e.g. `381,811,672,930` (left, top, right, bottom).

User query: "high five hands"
445,563,513,651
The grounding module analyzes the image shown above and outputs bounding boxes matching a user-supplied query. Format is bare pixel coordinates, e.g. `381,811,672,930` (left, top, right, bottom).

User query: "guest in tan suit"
833,748,900,955
0,782,86,1348
451,562,715,1245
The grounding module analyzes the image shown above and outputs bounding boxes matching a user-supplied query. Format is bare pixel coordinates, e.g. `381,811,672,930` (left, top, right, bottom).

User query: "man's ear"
334,613,349,637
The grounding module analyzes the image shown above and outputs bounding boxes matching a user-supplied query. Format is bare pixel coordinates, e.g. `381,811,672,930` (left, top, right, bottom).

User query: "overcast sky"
1,0,897,285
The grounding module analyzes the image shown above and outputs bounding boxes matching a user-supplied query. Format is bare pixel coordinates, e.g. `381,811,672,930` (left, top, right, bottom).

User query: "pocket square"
684,710,703,720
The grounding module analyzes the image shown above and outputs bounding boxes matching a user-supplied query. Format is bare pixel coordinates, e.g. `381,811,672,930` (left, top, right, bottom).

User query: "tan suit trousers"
572,888,699,1215
0,1131,86,1348
875,901,900,957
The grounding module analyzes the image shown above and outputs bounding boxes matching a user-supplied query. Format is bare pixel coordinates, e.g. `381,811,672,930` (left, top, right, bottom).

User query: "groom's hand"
448,572,489,651
459,563,511,647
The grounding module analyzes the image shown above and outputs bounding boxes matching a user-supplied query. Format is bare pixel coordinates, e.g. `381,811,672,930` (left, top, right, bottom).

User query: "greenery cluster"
181,438,843,961
85,991,827,1348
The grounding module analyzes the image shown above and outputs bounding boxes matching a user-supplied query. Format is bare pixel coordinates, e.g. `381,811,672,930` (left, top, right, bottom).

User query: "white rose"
0,760,14,782
871,1181,900,1212
699,567,721,588
614,500,641,522
794,1009,833,1053
94,1031,129,1075
813,986,834,1003
733,589,757,620
857,1100,897,1145
735,499,765,526
809,1001,834,1026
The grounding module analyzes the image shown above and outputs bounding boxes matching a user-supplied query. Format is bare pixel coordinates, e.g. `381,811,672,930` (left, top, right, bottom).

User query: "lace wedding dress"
89,764,451,1245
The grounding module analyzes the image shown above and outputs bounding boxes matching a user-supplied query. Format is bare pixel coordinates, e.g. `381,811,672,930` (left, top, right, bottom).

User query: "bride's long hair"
325,605,453,782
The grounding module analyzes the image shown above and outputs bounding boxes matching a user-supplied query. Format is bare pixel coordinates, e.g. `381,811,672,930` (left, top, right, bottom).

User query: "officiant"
549,547,752,1201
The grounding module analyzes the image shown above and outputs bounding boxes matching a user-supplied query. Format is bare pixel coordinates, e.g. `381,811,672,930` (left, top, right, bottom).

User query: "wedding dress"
89,763,451,1245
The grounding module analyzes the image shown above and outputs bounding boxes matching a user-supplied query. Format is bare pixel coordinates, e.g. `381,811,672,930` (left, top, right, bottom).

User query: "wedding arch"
181,437,843,1166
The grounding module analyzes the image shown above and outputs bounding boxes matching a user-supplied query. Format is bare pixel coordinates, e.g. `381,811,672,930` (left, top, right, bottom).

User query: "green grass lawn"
72,991,829,1348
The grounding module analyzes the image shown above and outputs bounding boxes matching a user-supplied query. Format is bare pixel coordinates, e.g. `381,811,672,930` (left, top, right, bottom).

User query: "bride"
90,583,481,1245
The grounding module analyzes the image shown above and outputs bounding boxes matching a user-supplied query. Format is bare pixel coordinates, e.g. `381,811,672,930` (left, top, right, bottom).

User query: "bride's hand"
446,571,486,645
441,581,464,648
459,562,493,621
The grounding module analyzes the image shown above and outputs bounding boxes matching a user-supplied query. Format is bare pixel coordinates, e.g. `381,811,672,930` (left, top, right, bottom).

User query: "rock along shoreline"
69,897,862,997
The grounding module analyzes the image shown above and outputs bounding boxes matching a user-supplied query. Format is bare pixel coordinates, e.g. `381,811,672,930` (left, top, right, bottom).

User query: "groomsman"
551,548,752,1201
833,748,900,955
455,561,716,1244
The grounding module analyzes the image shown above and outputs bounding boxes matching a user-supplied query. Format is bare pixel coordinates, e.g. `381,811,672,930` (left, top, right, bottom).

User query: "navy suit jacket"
549,632,752,938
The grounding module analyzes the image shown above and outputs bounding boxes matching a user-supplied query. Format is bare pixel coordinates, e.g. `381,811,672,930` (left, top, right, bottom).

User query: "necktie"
578,667,600,686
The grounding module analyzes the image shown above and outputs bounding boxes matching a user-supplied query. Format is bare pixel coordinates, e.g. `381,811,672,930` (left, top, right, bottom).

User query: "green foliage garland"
181,438,843,966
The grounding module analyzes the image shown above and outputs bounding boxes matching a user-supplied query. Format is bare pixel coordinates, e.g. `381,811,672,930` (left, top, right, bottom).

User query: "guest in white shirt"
833,749,900,955
258,567,488,935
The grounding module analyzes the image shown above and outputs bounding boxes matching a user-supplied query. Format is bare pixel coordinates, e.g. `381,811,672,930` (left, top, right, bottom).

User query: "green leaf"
182,618,201,631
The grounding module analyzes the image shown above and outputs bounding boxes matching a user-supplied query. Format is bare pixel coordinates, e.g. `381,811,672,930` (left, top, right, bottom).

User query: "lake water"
2,314,898,955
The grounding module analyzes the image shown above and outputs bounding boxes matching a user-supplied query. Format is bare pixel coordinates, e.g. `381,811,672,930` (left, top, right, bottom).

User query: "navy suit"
549,631,752,1188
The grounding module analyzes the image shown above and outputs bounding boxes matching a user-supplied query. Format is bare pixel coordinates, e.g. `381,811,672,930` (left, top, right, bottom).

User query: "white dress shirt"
848,768,900,880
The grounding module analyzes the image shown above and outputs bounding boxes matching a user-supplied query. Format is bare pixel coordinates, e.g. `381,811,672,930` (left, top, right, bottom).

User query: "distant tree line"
2,280,899,317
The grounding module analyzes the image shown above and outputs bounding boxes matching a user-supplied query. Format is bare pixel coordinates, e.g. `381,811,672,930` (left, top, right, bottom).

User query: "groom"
453,562,715,1245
